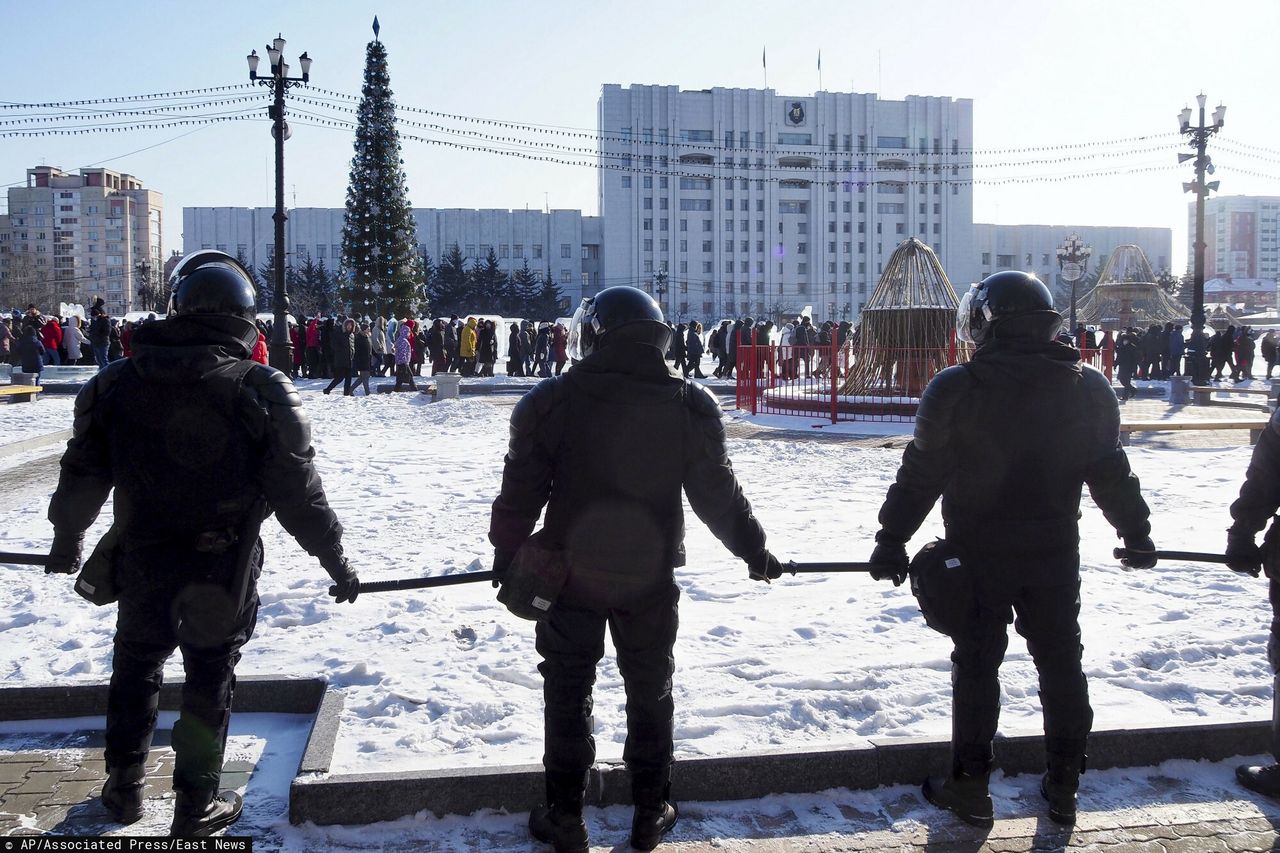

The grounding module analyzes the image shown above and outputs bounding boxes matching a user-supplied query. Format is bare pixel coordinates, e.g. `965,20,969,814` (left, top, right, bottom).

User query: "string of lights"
0,94,270,126
287,94,1180,172
0,83,259,110
305,85,1181,158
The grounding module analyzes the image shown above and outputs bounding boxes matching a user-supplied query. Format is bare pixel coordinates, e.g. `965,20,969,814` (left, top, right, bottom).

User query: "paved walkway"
4,735,1280,850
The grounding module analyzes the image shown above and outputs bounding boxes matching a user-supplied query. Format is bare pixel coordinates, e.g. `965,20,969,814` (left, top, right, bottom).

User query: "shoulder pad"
244,364,301,406
923,364,974,397
511,376,563,427
684,381,722,417
1079,364,1119,401
72,359,130,415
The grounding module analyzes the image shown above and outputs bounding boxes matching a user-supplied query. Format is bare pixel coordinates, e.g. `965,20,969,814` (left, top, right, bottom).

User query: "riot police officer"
45,251,359,836
1226,406,1280,796
869,271,1154,828
489,286,781,852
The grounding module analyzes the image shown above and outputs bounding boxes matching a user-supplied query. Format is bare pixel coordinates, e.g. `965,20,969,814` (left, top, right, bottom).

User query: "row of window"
621,128,961,155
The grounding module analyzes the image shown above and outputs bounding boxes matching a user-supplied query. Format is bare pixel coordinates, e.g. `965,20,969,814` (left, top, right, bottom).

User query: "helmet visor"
956,284,979,345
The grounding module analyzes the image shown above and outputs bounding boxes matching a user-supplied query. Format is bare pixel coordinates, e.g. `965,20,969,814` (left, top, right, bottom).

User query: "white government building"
597,84,977,323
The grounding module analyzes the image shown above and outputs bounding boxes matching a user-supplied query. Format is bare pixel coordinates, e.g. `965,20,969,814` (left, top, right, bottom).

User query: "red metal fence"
735,336,1115,424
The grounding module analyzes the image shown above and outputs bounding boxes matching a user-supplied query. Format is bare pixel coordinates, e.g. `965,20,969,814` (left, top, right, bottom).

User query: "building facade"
182,207,601,311
1,166,163,316
973,223,1173,302
597,83,975,323
1192,195,1280,282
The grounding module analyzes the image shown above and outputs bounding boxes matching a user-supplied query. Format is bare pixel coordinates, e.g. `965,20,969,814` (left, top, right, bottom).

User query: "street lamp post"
248,36,312,374
1179,92,1225,383
652,270,668,313
134,260,151,313
1055,233,1091,334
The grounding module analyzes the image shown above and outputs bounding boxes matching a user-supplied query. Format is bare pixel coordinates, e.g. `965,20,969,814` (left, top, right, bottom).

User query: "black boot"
1041,751,1085,825
169,790,243,837
922,770,993,828
630,783,678,851
101,764,145,824
1237,675,1280,798
528,772,588,853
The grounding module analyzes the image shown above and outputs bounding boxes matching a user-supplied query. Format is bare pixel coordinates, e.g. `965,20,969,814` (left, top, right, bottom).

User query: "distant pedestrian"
353,321,374,395
393,322,417,391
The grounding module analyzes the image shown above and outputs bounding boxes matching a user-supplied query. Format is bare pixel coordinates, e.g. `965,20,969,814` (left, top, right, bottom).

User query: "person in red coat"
39,315,63,365
252,330,269,365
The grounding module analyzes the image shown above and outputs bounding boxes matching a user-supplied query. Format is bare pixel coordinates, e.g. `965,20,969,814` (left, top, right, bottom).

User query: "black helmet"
957,270,1060,346
168,250,257,321
570,286,670,358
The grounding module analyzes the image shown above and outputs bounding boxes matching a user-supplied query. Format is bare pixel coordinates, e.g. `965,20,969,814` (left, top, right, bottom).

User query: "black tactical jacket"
48,314,343,564
878,338,1150,565
489,341,766,607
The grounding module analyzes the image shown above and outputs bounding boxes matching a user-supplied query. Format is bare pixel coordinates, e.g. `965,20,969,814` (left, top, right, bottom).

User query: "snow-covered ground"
0,380,1270,778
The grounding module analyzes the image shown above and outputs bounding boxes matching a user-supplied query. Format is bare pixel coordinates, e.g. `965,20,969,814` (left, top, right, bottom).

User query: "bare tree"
0,251,58,313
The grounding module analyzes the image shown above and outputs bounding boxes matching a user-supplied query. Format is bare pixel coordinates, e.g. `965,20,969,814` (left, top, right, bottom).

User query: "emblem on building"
786,100,806,126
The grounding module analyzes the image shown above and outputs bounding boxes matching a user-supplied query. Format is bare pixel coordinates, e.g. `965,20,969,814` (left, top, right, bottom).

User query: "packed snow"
0,379,1272,779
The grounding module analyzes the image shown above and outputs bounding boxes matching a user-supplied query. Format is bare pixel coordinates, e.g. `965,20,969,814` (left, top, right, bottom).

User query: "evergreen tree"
339,36,423,319
508,260,540,317
531,270,565,320
256,250,276,313
428,243,471,316
416,250,436,317
470,248,508,314
292,252,340,318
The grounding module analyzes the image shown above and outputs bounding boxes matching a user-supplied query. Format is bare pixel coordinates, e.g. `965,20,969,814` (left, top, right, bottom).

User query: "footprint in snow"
793,627,818,640
453,626,478,648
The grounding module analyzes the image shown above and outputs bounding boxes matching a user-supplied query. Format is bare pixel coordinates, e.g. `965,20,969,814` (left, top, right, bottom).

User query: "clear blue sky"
5,0,1279,272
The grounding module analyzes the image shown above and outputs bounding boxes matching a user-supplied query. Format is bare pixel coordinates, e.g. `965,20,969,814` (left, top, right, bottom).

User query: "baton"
0,551,50,567
785,561,876,574
1113,547,1231,565
330,570,498,597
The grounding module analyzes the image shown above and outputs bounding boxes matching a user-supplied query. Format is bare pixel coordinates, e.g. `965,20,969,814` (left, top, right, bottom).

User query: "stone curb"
0,429,72,458
288,713,1270,826
0,675,326,720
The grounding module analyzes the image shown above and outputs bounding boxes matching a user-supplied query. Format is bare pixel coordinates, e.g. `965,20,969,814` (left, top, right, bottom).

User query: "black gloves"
869,531,909,586
492,548,516,589
46,530,84,575
1119,535,1158,570
321,546,360,604
746,548,783,583
1227,529,1263,577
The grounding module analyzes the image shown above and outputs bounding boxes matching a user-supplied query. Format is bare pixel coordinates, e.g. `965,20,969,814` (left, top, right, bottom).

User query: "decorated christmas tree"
340,26,423,319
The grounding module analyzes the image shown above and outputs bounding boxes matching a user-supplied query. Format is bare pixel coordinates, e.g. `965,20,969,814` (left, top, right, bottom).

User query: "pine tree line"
425,246,566,319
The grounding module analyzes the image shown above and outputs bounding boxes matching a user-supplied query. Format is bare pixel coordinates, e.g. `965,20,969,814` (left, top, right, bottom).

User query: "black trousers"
949,551,1092,776
536,582,679,792
105,545,259,796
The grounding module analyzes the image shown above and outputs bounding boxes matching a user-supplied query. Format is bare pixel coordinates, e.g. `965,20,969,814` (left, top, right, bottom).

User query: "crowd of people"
290,314,574,395
9,298,1280,409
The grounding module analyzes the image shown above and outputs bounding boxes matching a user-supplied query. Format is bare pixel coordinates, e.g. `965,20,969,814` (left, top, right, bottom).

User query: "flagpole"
818,49,823,92
763,45,768,90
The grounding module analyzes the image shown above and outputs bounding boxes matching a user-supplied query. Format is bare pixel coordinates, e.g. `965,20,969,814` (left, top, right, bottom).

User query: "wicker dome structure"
1075,244,1188,330
839,237,966,398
